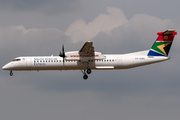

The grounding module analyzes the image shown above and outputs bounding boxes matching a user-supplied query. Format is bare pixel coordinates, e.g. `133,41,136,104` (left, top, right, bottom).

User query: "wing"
79,41,94,55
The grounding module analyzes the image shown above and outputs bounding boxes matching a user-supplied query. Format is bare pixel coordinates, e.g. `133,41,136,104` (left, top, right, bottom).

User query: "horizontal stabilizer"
161,30,176,35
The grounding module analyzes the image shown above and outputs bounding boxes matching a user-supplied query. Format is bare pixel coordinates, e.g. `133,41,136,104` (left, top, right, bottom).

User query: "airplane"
2,30,177,80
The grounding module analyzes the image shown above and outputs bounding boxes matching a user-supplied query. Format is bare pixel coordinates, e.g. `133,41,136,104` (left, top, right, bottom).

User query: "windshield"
12,59,21,62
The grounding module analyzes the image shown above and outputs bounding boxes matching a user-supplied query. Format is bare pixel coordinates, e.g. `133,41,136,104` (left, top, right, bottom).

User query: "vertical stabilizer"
148,30,177,56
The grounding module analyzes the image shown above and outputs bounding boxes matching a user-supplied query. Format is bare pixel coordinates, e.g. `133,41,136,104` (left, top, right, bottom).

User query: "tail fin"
148,30,177,56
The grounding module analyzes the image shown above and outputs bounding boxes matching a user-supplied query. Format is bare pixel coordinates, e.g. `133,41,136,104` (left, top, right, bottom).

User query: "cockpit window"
12,59,21,61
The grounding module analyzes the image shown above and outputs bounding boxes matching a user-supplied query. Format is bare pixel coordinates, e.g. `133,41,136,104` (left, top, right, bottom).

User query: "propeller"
59,45,65,62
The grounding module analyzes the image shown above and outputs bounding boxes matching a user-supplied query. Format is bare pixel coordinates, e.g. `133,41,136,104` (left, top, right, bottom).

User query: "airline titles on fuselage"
70,55,99,57
34,58,58,66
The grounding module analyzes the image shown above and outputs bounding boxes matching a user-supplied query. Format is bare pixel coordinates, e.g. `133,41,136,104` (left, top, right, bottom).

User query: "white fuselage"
2,50,169,71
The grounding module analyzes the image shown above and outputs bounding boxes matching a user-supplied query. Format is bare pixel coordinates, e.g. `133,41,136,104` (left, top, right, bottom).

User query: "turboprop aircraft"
2,30,177,79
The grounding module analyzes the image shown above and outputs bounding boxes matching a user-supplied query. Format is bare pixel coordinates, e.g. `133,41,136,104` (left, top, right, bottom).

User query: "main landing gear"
87,68,91,74
81,62,92,80
81,68,91,80
10,70,13,76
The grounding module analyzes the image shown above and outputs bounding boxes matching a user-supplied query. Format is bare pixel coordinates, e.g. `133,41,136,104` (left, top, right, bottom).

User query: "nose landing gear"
10,70,13,76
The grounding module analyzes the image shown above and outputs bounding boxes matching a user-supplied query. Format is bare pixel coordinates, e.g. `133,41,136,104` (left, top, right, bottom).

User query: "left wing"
65,41,105,61
79,41,94,55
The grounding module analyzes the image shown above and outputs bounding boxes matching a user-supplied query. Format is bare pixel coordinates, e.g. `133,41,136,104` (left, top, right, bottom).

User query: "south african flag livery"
148,30,177,56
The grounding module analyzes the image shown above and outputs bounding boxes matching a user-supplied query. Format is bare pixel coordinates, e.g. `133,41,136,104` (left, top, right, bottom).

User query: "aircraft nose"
2,64,10,70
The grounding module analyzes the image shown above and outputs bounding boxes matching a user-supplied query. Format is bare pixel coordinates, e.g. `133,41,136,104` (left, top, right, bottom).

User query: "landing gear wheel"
87,69,91,74
10,71,13,76
83,74,88,80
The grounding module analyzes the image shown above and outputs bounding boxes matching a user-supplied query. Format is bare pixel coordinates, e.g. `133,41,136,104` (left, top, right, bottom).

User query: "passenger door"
26,58,31,68
117,56,122,66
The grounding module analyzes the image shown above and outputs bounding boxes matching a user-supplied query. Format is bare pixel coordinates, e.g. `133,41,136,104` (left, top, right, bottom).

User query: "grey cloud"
65,7,128,43
92,14,174,54
1,6,180,120
1,72,180,120
1,11,180,92
1,0,180,31
0,0,49,10
0,26,68,55
0,0,80,13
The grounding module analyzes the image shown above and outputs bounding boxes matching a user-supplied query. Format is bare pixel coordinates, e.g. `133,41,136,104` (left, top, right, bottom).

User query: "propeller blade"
59,44,65,63
59,50,61,57
62,45,64,52
62,45,65,57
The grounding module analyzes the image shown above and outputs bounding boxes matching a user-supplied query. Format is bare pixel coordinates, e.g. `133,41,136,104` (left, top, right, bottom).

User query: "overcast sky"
1,0,180,120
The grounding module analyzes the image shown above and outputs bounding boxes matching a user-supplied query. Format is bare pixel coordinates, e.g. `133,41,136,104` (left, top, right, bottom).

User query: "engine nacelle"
65,51,106,62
